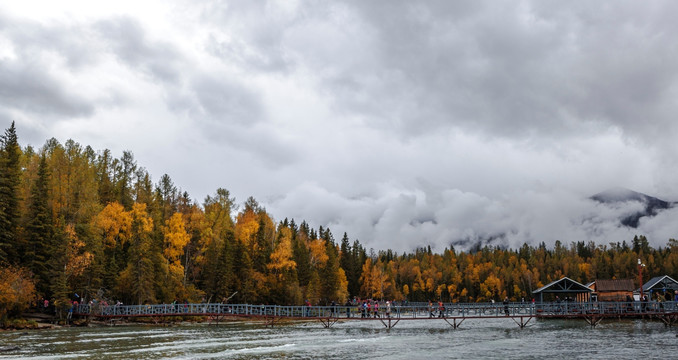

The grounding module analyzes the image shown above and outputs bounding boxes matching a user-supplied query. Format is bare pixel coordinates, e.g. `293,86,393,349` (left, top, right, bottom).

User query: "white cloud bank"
2,0,678,251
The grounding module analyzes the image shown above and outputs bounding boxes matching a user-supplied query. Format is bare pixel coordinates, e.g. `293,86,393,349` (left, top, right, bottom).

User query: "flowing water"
0,318,676,359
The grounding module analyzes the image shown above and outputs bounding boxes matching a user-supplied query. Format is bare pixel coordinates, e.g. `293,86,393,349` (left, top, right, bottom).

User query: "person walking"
503,297,510,316
304,299,311,317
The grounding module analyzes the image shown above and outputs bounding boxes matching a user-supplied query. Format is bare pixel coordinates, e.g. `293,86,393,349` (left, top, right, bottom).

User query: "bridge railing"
73,301,677,318
534,300,677,316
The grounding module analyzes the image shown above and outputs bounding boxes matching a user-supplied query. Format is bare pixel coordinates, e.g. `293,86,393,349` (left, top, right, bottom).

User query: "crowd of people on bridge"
37,288,678,321
303,298,409,318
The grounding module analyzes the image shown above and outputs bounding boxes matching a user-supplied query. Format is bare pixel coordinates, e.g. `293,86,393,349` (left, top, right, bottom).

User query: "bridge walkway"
73,301,678,329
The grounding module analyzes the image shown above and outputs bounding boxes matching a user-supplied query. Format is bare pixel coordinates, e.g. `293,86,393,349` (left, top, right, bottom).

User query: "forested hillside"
2,122,678,319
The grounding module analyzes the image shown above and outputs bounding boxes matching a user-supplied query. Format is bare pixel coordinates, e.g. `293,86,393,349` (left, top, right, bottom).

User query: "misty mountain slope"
445,188,675,253
590,187,674,228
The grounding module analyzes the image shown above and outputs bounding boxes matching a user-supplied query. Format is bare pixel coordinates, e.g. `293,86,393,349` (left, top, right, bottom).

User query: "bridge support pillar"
319,317,338,328
209,314,228,326
443,318,464,329
584,316,603,328
660,314,677,328
511,316,532,328
379,317,400,329
264,316,283,328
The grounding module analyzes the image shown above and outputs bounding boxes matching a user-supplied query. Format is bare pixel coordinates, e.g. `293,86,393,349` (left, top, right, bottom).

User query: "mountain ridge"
590,187,673,227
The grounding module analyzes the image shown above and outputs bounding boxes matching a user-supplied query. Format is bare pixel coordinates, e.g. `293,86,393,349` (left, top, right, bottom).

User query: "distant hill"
590,187,674,227
447,187,674,252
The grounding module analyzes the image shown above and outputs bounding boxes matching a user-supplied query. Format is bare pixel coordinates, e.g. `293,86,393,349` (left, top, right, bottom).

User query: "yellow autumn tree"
117,203,156,304
164,213,190,267
460,288,469,302
447,284,458,302
64,224,93,279
335,267,349,302
235,206,259,247
360,258,389,299
268,227,296,277
359,258,374,297
308,239,329,267
479,273,502,302
0,266,36,320
93,202,132,248
163,212,190,300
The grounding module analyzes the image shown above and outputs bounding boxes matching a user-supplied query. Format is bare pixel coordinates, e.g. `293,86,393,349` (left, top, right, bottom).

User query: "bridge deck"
74,301,678,321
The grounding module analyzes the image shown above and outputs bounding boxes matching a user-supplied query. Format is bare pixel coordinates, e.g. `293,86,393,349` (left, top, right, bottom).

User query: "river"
0,317,676,359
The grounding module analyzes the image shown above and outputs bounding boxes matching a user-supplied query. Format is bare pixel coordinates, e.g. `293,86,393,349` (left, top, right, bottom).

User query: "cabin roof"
533,277,592,294
641,275,678,292
595,279,635,292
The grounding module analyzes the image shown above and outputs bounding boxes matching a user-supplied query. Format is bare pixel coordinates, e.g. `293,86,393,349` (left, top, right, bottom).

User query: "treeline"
1,122,678,319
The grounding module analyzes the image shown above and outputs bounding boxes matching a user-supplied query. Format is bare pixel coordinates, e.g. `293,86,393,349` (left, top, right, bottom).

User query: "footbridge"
74,301,678,329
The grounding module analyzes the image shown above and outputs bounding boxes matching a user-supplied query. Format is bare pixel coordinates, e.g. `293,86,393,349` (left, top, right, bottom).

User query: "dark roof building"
532,277,592,302
641,275,678,293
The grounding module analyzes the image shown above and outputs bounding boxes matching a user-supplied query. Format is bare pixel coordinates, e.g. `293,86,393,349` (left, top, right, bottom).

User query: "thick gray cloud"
201,1,295,73
0,15,96,118
0,60,94,117
2,0,678,252
95,16,183,84
325,0,678,142
189,74,263,125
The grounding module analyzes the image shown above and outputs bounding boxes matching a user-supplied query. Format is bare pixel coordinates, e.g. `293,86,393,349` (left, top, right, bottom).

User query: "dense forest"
1,122,678,320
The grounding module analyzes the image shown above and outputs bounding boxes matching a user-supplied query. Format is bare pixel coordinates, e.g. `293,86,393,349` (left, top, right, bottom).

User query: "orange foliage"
235,209,259,245
130,202,153,233
93,202,132,247
308,239,328,267
64,224,93,279
268,227,296,275
163,213,190,265
0,266,36,320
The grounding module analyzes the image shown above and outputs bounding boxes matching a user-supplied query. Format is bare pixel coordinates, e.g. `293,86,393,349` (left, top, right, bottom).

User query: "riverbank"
2,313,280,331
1,312,86,331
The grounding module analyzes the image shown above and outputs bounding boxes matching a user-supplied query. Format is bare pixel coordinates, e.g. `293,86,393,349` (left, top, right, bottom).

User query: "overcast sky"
2,0,678,252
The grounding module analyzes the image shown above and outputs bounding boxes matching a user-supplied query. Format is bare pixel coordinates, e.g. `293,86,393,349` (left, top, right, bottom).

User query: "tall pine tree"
0,122,21,264
25,154,53,296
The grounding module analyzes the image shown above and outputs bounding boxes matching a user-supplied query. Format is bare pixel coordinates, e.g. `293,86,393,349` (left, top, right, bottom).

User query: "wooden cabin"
593,279,635,301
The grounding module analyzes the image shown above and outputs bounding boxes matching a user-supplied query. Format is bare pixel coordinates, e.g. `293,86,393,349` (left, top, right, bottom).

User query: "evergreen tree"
293,229,311,287
232,238,256,302
96,149,115,205
0,122,21,263
25,154,53,296
350,239,367,297
215,230,236,301
633,235,650,255
254,214,273,273
156,174,177,221
116,151,136,209
320,237,340,303
134,168,155,207
339,233,357,297
118,203,155,304
200,230,222,299
48,224,70,313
